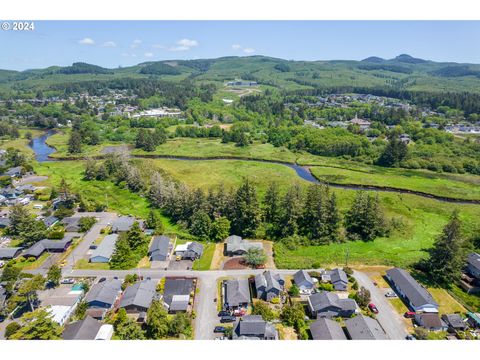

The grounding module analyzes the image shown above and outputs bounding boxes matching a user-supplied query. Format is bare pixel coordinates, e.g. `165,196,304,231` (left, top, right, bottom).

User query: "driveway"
353,270,409,340
62,212,118,270
193,273,219,340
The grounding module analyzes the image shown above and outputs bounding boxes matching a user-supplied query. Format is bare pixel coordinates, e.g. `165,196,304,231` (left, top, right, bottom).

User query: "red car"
404,311,416,319
368,303,379,314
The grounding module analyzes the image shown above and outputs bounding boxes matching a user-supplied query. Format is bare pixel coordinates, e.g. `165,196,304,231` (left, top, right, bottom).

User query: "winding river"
28,132,480,205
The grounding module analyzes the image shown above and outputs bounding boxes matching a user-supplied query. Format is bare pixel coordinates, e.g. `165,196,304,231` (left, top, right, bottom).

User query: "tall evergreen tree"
231,179,260,237
278,184,303,238
68,130,82,154
377,137,409,167
344,191,386,241
419,210,470,286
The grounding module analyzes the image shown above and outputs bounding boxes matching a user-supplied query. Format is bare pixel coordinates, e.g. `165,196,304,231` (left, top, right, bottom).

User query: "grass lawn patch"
12,252,50,270
428,287,466,314
74,259,110,270
448,284,480,312
277,324,297,340
192,242,215,271
389,298,409,315
137,256,151,269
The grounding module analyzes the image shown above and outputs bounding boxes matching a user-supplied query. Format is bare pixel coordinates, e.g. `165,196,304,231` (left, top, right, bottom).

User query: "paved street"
353,270,409,340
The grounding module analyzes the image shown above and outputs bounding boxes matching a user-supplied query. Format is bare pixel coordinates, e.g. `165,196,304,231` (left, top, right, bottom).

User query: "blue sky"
1,21,480,70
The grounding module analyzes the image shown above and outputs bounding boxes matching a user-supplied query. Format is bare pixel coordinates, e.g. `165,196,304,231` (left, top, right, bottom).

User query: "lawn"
192,243,216,270
11,253,50,270
448,284,480,312
389,298,409,314
0,128,44,157
74,259,110,270
310,165,480,201
428,287,466,314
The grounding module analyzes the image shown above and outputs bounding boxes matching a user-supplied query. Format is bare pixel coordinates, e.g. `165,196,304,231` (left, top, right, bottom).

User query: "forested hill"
3,54,480,96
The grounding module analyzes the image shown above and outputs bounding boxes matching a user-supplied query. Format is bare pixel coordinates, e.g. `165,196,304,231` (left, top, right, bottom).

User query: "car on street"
406,335,416,340
214,326,226,333
218,311,231,317
59,260,67,267
220,316,236,323
233,309,246,316
404,311,416,319
368,303,379,314
60,278,75,284
385,291,397,298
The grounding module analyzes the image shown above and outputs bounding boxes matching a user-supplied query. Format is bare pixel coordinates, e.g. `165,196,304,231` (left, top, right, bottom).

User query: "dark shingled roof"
345,315,387,340
225,279,250,307
468,253,480,272
62,316,102,340
308,291,357,313
85,279,122,307
119,279,157,310
310,318,347,340
233,315,278,339
386,267,438,309
0,247,22,259
293,270,314,287
148,235,170,259
163,278,194,306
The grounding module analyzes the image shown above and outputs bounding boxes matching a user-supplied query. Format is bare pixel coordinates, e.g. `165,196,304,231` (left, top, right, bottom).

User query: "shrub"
270,297,280,304
318,283,334,291
343,267,353,275
5,322,21,339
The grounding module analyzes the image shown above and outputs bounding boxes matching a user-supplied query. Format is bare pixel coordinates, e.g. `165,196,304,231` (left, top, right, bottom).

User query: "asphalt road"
353,270,409,340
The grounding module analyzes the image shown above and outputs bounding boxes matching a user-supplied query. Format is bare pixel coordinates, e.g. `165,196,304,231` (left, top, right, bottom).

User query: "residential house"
307,291,357,319
23,236,75,259
0,217,11,228
89,234,118,263
61,217,82,232
309,318,347,340
174,241,203,260
5,166,23,178
466,312,480,329
254,271,284,301
467,253,480,279
293,270,315,293
40,284,84,325
111,216,136,233
415,313,448,332
386,267,439,313
148,235,171,261
85,279,123,309
94,324,114,340
232,315,278,340
224,279,250,310
62,316,102,340
0,247,22,260
329,268,348,291
43,215,59,228
349,115,371,131
119,279,158,313
441,314,468,333
345,315,388,340
162,277,195,313
224,235,263,256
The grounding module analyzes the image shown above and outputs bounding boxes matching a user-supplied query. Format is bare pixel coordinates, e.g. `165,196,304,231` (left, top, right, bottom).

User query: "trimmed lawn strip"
192,242,215,271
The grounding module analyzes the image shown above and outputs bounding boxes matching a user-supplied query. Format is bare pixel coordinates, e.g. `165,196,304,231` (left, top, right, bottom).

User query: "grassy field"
273,189,480,268
131,138,298,163
310,165,480,201
32,160,185,235
46,131,121,159
141,158,309,196
428,287,466,313
192,243,216,271
11,253,50,270
74,259,110,270
0,128,44,157
448,284,480,312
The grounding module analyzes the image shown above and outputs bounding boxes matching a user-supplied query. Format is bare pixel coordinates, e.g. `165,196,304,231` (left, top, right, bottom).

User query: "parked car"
60,278,75,284
218,311,231,317
0,260,5,268
214,326,226,333
385,291,397,298
368,303,379,314
220,316,236,323
233,309,246,317
406,335,416,340
404,311,416,319
214,336,228,340
59,260,67,267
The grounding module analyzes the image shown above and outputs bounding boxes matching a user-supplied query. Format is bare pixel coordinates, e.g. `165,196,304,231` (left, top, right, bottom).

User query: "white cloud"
78,38,95,45
232,44,241,50
131,39,142,49
102,41,116,48
169,38,199,52
144,52,154,58
243,48,255,54
152,44,164,49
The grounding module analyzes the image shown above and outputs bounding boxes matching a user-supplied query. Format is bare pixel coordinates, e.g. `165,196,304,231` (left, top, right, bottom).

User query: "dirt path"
210,243,225,270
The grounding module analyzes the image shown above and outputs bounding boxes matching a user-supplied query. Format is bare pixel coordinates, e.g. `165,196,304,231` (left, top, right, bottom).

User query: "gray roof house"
62,316,102,340
309,318,347,340
148,236,171,261
5,166,23,177
225,235,263,256
224,279,250,310
467,253,480,279
441,314,468,332
232,315,278,340
85,279,123,309
89,234,118,263
0,217,11,228
254,271,284,301
23,236,75,258
307,291,357,319
293,270,315,292
43,215,59,228
0,247,22,260
345,315,388,340
329,268,348,291
182,241,203,260
61,217,82,232
119,279,158,313
163,277,195,313
111,216,136,233
415,313,447,332
386,268,438,313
